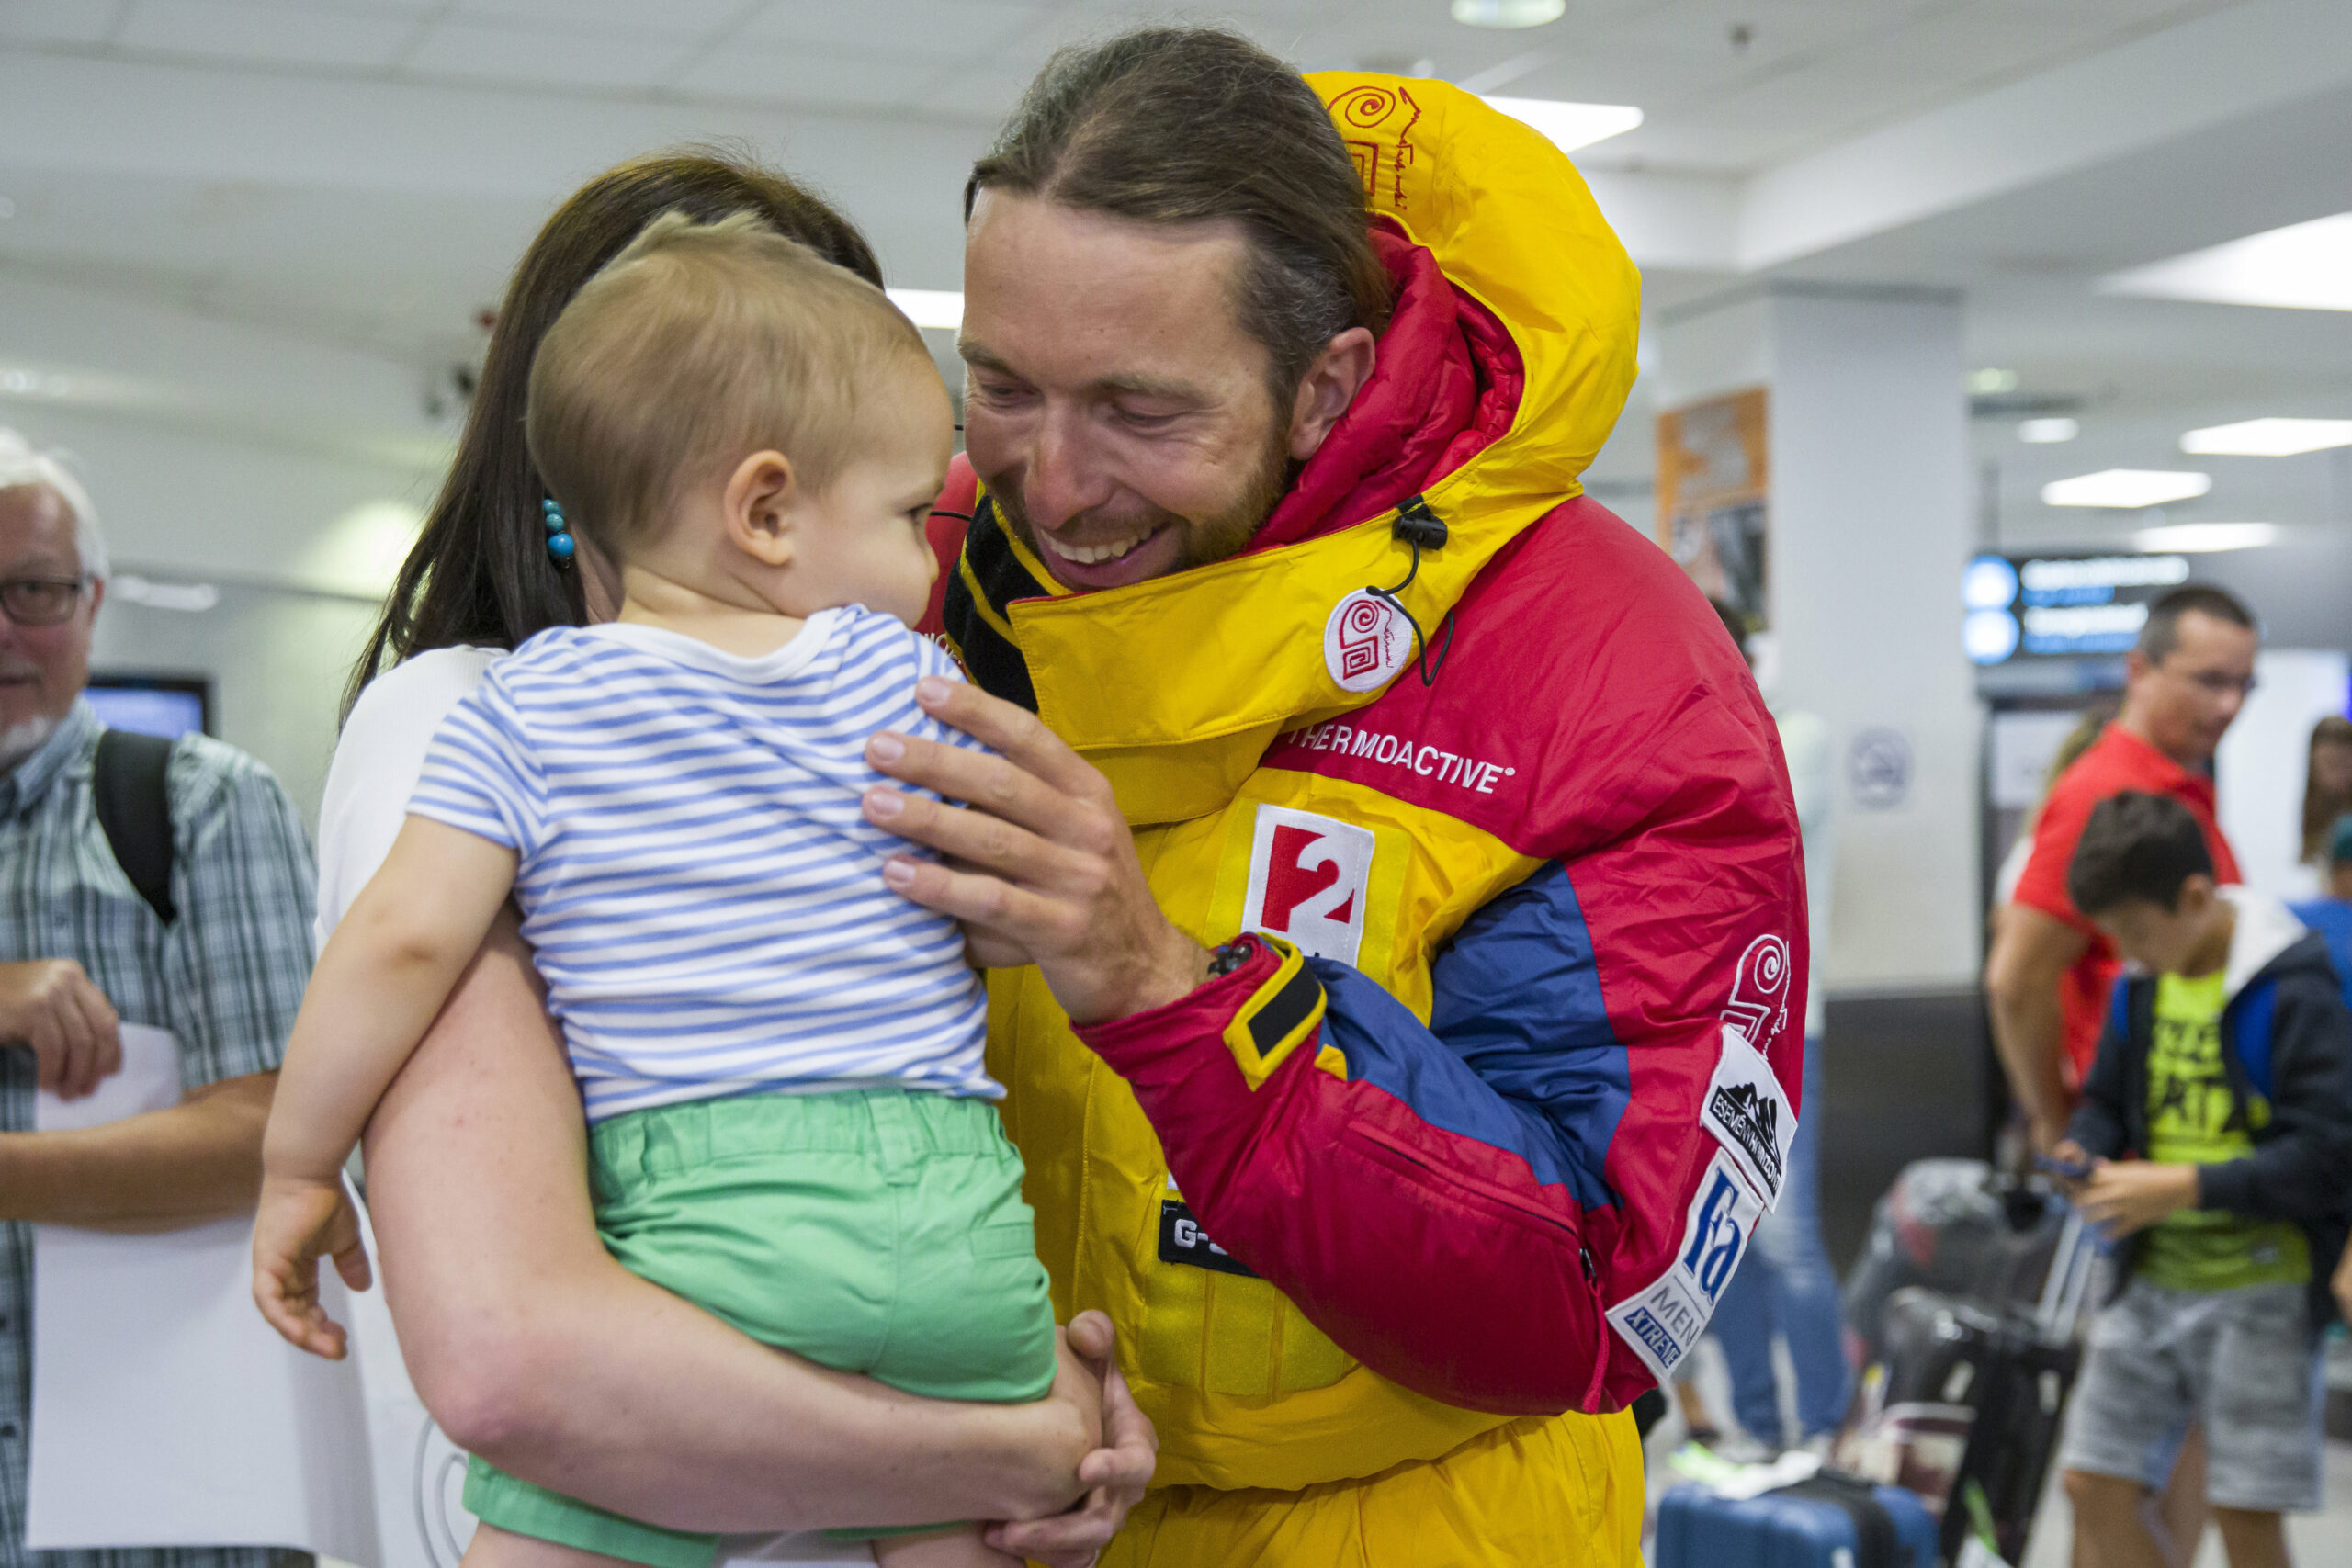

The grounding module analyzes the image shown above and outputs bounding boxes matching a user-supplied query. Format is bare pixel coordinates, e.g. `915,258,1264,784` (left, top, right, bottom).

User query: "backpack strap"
2231,976,2277,1103
93,729,176,925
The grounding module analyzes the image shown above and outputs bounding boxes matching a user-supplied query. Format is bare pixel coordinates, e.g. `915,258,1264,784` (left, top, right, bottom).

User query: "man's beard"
0,714,58,773
991,421,1295,581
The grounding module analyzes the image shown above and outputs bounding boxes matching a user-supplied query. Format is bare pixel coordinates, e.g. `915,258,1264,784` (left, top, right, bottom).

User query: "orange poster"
1656,387,1770,634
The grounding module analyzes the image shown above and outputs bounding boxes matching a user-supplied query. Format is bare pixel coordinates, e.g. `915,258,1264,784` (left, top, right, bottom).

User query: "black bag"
93,729,176,924
1843,1156,2068,1364
1843,1208,2098,1566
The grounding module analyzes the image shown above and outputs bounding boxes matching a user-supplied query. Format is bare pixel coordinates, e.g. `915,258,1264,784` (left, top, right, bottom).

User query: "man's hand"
1984,906,2089,1160
0,959,121,1100
987,1310,1157,1567
2074,1158,2198,1238
864,677,1209,1026
252,1171,372,1359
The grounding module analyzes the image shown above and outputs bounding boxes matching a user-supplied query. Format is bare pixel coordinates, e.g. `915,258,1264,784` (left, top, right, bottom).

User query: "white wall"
1655,284,1981,991
2218,648,2352,902
2,272,445,824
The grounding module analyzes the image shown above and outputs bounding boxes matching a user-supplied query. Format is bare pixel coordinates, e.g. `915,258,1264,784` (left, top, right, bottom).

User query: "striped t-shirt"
409,607,997,1122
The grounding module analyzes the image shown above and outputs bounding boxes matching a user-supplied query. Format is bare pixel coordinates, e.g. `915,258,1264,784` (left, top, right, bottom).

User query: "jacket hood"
952,75,1643,824
2222,886,2322,1002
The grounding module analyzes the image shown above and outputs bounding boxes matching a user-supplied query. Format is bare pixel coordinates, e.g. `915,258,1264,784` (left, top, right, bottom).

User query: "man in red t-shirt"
1989,585,2258,1156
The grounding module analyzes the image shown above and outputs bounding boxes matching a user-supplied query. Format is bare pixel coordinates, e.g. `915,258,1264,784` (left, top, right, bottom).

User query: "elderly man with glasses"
0,430,316,1568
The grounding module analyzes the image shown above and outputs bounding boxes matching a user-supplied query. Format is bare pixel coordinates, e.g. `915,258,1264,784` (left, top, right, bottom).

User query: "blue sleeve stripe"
1312,859,1628,1210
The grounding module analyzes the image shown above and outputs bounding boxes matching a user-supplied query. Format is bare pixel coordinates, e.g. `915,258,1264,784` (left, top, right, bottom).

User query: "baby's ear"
726,450,800,567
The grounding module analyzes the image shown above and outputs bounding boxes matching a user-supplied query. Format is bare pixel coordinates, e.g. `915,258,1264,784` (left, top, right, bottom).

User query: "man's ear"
1286,327,1377,462
2174,874,2217,919
726,450,800,568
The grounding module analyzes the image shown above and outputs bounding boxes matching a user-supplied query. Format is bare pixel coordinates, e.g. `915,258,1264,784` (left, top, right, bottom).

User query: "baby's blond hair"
526,209,931,551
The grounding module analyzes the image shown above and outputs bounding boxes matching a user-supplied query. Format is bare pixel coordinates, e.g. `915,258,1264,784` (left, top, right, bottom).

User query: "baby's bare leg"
462,1521,641,1568
870,1524,1023,1568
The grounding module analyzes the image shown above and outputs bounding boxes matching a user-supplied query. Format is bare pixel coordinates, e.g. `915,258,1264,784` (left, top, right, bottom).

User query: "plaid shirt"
0,702,315,1568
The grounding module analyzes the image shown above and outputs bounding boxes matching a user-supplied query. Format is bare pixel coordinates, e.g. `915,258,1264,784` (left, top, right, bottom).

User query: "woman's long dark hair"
343,149,884,721
2301,714,2352,863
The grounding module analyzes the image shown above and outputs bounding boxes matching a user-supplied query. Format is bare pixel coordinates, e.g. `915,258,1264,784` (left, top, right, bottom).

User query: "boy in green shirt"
2052,791,2352,1568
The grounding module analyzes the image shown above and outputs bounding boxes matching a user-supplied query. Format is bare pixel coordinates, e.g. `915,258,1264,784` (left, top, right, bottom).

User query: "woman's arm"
362,908,1136,1535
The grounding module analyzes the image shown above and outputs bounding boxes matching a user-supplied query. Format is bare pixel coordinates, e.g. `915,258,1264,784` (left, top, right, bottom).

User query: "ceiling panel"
449,0,752,38
115,0,416,67
0,1,130,47
399,18,699,91
738,0,1047,62
670,46,925,113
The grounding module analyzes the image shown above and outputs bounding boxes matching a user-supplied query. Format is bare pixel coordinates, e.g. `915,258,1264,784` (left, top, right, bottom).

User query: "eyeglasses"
2168,666,2258,698
0,577,89,628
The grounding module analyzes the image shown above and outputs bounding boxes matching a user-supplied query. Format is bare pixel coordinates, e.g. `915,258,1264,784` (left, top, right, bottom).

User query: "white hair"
0,429,107,581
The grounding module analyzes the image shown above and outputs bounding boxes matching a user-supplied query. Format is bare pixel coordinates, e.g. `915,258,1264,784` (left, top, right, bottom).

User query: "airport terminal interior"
2,2,2350,1566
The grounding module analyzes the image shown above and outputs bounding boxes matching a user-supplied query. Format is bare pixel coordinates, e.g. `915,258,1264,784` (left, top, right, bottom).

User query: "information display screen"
85,676,210,739
1962,552,2192,665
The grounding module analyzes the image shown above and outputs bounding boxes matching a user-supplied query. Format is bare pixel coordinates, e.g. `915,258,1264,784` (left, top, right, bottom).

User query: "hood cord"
1365,495,1456,687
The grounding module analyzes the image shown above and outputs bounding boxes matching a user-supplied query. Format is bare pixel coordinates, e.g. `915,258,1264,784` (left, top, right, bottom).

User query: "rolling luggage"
1838,1207,2100,1566
1653,1472,1939,1568
1842,1158,2066,1365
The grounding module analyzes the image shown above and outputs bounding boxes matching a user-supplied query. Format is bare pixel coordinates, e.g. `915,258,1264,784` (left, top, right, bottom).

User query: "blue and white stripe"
410,607,996,1122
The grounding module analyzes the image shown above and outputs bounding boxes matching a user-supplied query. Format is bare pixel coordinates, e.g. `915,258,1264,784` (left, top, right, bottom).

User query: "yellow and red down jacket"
920,74,1808,1498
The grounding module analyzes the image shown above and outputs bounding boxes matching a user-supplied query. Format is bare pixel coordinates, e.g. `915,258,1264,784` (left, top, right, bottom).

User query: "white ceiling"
3,0,2254,172
0,0,2348,548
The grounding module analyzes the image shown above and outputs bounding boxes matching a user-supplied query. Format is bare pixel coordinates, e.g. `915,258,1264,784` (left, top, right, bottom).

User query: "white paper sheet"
26,1023,380,1558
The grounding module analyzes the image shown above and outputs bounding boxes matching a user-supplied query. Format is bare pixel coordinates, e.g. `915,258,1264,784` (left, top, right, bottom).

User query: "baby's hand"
251,1173,372,1359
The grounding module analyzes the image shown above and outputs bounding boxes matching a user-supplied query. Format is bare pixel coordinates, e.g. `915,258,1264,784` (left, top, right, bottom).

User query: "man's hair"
0,429,107,581
2135,583,2256,662
526,210,929,549
2067,791,2216,916
967,28,1392,401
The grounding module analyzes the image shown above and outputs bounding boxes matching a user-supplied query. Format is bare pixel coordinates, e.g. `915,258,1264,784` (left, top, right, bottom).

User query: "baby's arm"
252,817,518,1357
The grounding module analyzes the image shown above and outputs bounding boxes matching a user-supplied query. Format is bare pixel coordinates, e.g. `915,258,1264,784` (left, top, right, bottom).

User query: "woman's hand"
986,1310,1157,1566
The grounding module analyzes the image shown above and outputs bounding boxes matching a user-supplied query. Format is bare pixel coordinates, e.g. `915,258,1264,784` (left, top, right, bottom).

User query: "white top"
406,608,995,1122
316,644,503,948
1777,708,1834,1041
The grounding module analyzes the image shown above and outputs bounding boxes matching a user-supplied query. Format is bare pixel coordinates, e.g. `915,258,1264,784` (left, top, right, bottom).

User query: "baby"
253,212,1056,1568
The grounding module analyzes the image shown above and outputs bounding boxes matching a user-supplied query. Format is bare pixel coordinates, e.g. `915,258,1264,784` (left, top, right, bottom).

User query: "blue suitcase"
1654,1475,1940,1568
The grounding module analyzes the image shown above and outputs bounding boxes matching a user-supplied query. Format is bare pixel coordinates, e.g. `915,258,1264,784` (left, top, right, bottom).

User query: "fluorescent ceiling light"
109,575,220,613
2135,522,2278,554
2018,418,2078,444
2041,469,2211,508
887,289,963,331
2101,212,2352,312
1453,0,1566,27
1967,367,2018,395
2179,417,2352,457
1484,97,1644,153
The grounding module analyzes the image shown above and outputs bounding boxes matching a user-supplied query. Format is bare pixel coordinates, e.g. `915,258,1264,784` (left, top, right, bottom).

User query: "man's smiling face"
956,191,1296,592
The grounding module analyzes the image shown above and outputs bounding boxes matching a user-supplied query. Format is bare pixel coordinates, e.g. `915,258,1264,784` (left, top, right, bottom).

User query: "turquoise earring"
543,498,575,567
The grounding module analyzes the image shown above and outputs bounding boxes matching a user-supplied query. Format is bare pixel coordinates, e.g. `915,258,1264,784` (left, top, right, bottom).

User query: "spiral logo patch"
1324,589,1411,694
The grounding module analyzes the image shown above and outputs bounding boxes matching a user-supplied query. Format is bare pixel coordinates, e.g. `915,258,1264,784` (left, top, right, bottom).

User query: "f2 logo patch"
1241,806,1375,964
1681,1167,1749,1305
1604,1147,1763,1383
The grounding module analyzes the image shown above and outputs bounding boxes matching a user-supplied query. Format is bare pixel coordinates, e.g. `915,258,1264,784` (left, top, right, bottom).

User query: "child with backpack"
2052,789,2352,1568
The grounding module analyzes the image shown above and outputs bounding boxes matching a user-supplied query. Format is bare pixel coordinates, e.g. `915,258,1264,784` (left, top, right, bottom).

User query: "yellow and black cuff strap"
1220,934,1333,1090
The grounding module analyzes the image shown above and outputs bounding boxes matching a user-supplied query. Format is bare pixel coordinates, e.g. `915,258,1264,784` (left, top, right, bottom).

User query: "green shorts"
463,1086,1057,1568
